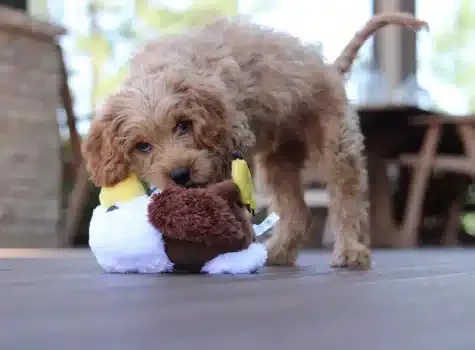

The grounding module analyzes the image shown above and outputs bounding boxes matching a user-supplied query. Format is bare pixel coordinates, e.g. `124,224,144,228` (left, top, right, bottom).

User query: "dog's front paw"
265,239,298,266
330,242,371,271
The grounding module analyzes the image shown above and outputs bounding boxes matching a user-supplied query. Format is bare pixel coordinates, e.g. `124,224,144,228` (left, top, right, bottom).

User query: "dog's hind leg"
258,140,312,266
324,106,371,270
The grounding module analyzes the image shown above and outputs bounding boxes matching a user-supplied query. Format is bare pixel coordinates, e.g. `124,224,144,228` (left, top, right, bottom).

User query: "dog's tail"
333,12,428,75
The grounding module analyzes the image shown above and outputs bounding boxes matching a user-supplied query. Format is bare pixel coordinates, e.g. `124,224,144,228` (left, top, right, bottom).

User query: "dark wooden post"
0,0,26,11
373,0,417,88
369,0,418,247
400,0,416,81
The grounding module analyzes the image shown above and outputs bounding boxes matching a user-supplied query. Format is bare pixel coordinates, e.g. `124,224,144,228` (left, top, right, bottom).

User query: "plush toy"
148,179,261,273
88,173,173,274
88,156,273,275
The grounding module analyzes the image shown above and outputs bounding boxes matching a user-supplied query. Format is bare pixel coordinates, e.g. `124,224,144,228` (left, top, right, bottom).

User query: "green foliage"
431,0,475,111
95,64,129,102
135,0,239,33
461,213,475,236
35,0,49,12
76,34,112,68
70,0,276,109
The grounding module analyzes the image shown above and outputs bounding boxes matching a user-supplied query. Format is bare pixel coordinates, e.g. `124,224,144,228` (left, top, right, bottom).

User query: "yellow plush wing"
99,173,146,209
231,157,256,215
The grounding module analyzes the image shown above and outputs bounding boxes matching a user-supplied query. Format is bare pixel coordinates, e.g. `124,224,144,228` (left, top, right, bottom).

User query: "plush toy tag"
253,212,280,237
149,185,161,195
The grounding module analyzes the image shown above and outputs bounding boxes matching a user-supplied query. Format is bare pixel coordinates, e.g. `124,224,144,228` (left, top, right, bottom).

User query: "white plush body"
88,194,268,275
89,195,173,274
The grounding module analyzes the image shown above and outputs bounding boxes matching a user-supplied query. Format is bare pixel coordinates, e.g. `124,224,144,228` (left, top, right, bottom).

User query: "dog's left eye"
175,120,192,136
135,142,152,152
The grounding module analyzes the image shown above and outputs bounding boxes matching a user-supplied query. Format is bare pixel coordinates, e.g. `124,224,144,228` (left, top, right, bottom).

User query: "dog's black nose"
169,167,191,185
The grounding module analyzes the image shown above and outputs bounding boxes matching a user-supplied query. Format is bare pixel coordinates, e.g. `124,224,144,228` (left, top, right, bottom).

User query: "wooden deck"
1,248,474,349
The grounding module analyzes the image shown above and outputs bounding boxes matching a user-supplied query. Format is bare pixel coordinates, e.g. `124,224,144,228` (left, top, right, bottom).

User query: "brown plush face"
82,72,254,189
147,184,249,271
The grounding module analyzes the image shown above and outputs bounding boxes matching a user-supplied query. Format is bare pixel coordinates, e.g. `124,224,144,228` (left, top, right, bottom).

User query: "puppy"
83,13,427,270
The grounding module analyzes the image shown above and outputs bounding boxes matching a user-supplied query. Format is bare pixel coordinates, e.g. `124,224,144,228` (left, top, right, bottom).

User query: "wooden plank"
0,232,58,248
398,154,475,175
367,151,397,247
0,198,59,221
439,123,475,246
456,123,475,162
0,4,66,40
356,103,431,115
0,25,63,248
411,114,475,125
443,197,463,247
63,163,91,247
1,249,475,350
57,43,82,173
255,189,329,210
399,123,441,247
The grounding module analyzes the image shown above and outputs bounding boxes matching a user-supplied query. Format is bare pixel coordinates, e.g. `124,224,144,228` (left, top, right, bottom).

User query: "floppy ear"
177,78,237,156
81,100,131,187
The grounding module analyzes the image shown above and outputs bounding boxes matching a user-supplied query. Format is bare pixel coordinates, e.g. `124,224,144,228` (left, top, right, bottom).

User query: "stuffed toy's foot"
89,195,173,274
201,243,268,275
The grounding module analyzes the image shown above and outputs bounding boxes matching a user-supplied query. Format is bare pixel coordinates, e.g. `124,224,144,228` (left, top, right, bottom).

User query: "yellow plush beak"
99,173,146,209
231,157,256,215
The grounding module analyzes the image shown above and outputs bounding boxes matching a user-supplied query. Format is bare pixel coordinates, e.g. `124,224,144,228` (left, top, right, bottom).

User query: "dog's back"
131,17,326,76
130,14,426,138
130,17,334,144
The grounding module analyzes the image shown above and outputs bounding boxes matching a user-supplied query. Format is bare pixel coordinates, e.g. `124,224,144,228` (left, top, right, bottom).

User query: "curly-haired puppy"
83,13,427,270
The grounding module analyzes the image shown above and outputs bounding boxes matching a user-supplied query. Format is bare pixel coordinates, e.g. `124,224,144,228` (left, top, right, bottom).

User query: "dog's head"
82,72,255,189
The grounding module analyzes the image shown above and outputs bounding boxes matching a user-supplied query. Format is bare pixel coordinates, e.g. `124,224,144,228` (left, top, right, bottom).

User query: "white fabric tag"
149,185,161,195
253,212,280,237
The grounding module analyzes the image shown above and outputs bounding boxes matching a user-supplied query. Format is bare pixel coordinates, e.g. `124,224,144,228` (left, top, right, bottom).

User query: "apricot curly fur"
82,12,427,269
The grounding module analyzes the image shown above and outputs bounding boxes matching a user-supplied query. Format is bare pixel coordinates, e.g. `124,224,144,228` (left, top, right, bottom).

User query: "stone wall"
0,6,65,247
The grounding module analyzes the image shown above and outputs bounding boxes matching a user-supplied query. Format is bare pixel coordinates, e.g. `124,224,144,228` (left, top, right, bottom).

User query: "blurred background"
1,0,475,250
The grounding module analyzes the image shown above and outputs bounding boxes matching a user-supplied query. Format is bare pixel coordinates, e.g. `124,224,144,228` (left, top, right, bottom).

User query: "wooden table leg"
367,151,397,247
322,213,333,247
440,123,475,246
62,163,91,247
399,123,441,248
57,43,82,175
456,123,475,163
443,193,464,247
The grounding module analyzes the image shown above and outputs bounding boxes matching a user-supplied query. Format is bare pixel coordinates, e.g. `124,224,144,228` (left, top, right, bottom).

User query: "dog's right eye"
135,142,152,153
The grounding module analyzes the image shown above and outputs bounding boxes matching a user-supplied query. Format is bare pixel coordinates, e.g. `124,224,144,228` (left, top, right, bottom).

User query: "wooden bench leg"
62,163,91,247
367,151,397,247
443,195,463,247
443,122,475,247
456,124,475,162
322,212,333,247
400,123,440,248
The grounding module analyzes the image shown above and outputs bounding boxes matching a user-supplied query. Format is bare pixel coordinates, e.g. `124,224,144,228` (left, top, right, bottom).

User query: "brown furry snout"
148,145,218,189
